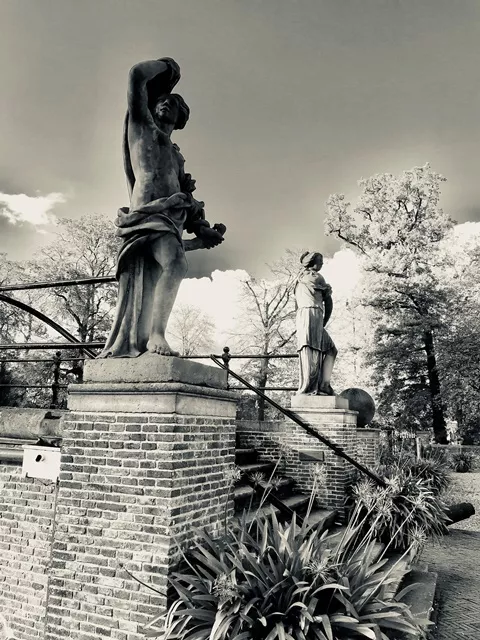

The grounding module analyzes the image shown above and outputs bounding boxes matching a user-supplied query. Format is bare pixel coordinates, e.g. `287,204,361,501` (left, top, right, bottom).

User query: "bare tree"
166,302,216,356
231,250,301,420
28,214,119,343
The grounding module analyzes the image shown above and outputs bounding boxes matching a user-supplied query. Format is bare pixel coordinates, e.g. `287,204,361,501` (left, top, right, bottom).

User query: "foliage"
450,451,475,473
351,460,449,551
166,302,216,356
27,214,119,345
404,453,450,495
435,224,480,444
143,509,428,639
230,249,301,420
325,164,453,442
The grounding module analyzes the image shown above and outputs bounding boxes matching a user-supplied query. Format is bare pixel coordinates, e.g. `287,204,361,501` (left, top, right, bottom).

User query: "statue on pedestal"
100,58,226,358
295,251,337,395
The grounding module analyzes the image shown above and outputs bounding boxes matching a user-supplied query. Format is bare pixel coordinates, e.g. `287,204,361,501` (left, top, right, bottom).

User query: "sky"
1,0,480,278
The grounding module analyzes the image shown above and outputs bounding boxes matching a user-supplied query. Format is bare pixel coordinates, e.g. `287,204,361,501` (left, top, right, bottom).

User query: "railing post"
50,351,61,409
221,346,231,390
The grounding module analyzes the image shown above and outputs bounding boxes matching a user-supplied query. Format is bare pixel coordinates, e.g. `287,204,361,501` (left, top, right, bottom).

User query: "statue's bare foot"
146,336,180,357
318,384,335,396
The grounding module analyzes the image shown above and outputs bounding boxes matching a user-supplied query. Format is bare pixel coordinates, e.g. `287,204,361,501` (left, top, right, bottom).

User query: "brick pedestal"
356,427,381,469
45,356,237,640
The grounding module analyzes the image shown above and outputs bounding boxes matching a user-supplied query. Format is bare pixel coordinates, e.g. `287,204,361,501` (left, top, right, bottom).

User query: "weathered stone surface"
295,251,337,395
291,394,349,410
84,355,227,388
68,381,237,416
99,58,226,359
0,408,64,439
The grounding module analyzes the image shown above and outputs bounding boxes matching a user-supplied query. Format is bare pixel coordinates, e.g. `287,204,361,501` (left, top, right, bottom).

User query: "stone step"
397,569,438,635
237,461,276,477
239,504,278,525
304,508,338,532
411,561,429,573
234,477,295,503
281,493,311,511
381,554,410,601
235,448,258,466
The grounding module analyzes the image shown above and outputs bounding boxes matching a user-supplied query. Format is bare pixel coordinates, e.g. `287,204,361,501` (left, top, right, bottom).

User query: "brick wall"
0,463,58,640
355,428,381,471
45,409,236,640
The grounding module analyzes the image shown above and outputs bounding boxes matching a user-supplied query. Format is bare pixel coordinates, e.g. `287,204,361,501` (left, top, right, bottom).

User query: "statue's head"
154,93,190,130
300,251,323,271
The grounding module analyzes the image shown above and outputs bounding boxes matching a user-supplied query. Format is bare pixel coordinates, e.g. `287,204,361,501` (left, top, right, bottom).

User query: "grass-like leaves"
141,507,429,639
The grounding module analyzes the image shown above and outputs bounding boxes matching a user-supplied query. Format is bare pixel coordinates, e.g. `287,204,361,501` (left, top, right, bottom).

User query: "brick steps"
234,447,337,533
304,507,338,530
234,476,295,502
233,445,438,637
238,461,277,476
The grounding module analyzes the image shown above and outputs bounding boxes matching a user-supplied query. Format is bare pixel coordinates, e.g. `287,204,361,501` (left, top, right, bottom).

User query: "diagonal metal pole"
211,354,386,488
0,293,98,358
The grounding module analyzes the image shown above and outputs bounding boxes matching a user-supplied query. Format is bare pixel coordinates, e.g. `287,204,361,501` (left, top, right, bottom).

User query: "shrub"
141,510,429,639
375,449,450,496
351,466,449,552
450,451,475,473
402,452,450,495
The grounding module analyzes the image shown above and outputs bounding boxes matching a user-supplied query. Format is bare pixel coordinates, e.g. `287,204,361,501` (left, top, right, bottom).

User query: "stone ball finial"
339,388,375,428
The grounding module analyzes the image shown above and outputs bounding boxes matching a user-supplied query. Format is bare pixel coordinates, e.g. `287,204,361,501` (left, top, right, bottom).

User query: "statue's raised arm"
127,58,180,123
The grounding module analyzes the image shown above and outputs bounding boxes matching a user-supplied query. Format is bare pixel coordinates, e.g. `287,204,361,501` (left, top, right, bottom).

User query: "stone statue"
100,58,226,358
295,251,337,395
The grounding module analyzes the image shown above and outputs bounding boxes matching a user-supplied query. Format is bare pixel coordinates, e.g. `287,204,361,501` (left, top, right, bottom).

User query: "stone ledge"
291,395,349,410
67,382,238,416
84,355,227,389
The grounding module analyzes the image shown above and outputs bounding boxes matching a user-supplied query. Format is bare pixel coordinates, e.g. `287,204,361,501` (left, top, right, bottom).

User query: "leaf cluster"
351,458,449,552
450,451,475,473
143,512,428,639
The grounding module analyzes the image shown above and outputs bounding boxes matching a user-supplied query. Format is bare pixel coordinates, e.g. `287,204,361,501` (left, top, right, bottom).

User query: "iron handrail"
210,354,387,488
0,293,98,358
0,275,116,292
0,341,104,351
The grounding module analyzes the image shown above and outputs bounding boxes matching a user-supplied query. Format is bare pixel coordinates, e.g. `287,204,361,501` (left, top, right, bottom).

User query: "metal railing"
0,343,297,409
0,274,386,490
211,354,387,488
0,275,298,408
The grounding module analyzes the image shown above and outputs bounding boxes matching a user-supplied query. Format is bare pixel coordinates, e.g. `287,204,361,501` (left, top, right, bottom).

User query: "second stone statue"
100,58,226,358
295,251,337,395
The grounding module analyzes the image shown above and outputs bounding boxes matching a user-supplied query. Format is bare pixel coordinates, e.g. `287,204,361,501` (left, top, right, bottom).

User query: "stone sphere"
339,388,375,428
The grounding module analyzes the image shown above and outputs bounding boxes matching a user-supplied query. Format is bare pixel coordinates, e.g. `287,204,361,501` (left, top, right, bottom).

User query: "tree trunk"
423,329,448,444
256,358,269,421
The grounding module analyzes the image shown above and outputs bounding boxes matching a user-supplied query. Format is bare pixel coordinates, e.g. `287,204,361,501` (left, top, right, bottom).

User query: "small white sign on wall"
22,445,61,482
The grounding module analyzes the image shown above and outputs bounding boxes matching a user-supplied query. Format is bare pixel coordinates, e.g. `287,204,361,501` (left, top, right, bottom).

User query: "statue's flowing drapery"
99,199,201,358
295,271,335,394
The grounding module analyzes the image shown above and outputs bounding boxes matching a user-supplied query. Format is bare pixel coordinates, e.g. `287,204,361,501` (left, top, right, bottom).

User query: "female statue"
295,251,337,395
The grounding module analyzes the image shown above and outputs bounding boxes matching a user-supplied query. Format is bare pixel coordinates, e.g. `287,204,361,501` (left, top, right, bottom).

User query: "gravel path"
444,472,480,532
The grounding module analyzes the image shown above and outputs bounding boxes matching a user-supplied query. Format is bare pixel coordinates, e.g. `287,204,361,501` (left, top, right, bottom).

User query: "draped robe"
295,270,335,394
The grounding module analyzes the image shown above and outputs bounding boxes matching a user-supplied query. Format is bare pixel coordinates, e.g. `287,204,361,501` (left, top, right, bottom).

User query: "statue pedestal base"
45,357,237,640
287,395,358,516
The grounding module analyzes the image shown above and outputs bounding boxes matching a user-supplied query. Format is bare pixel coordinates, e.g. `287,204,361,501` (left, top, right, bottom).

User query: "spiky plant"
141,508,429,639
352,467,449,552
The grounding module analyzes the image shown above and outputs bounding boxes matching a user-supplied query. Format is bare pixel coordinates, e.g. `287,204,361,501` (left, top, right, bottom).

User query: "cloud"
0,191,66,227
